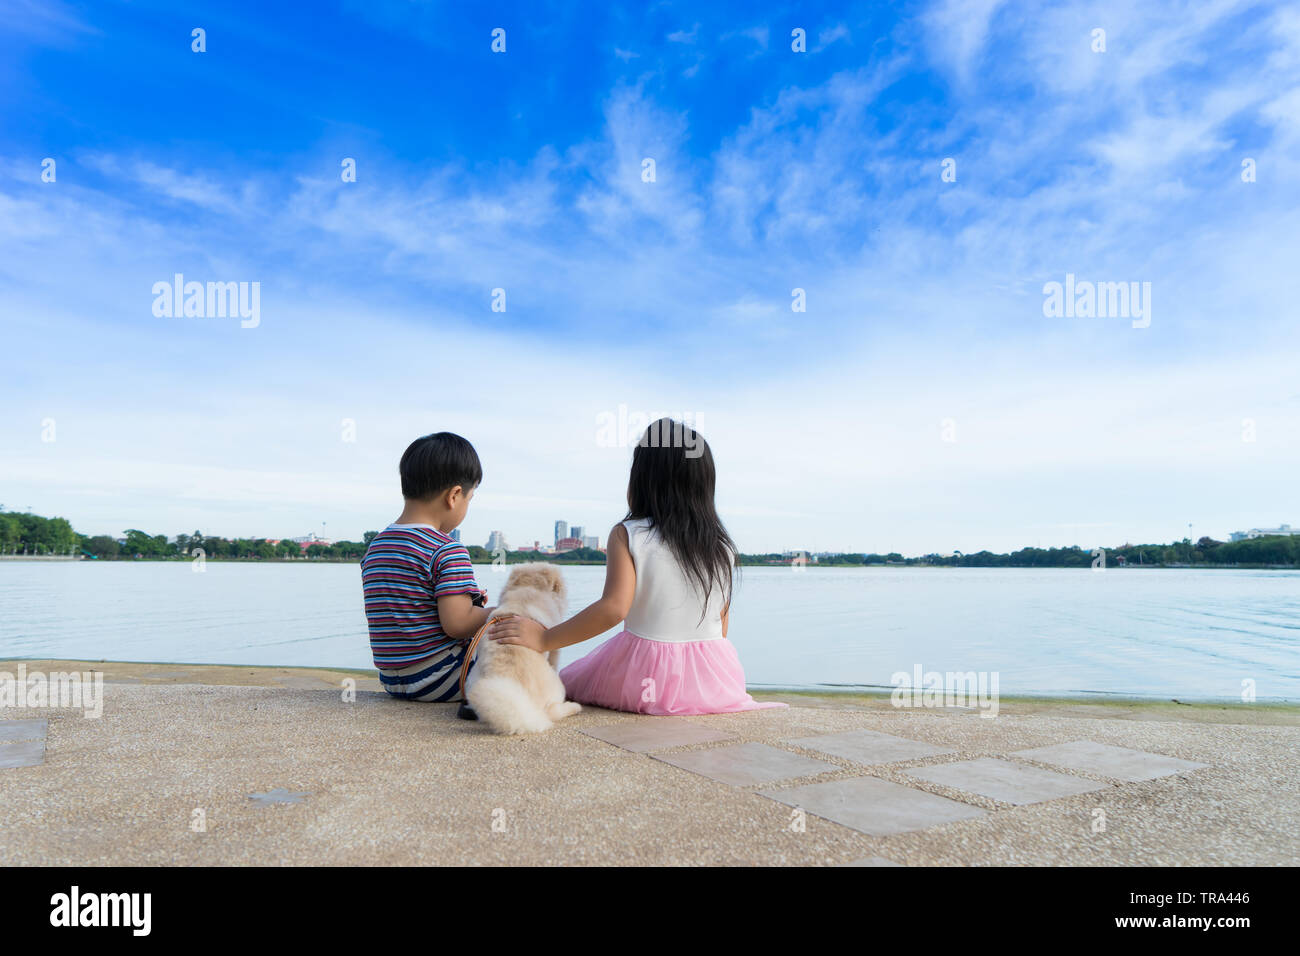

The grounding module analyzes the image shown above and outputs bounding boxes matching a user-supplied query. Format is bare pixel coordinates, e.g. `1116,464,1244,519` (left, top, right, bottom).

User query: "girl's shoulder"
619,517,656,553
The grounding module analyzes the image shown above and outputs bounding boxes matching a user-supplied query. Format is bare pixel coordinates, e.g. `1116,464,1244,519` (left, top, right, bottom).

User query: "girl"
488,418,784,715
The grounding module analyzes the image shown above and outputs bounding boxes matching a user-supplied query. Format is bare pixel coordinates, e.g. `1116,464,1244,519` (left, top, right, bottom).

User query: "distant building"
291,533,332,551
1229,523,1299,542
449,529,461,543
486,531,509,552
570,525,585,542
516,540,541,552
555,536,582,552
554,521,568,545
583,535,599,550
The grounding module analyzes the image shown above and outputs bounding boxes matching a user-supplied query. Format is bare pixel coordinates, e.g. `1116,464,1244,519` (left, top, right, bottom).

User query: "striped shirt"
360,524,481,668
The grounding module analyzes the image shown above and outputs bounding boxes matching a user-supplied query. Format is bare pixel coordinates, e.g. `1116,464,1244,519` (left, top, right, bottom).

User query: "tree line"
0,512,78,554
464,545,608,565
742,536,1300,568
0,513,372,560
4,511,1298,567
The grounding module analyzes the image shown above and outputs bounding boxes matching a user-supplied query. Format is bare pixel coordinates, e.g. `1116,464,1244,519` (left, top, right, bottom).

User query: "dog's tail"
467,676,554,735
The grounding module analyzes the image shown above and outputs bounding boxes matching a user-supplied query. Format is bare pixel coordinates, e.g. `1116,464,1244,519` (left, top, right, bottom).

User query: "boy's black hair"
399,432,482,500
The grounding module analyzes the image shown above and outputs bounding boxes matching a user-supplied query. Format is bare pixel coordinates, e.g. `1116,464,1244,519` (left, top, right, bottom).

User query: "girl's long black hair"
625,418,738,613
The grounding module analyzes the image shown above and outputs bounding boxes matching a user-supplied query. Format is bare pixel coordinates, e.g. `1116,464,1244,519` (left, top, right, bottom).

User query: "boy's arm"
436,593,492,641
431,541,491,641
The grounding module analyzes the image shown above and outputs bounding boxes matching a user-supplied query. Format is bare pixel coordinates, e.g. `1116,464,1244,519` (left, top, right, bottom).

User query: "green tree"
82,535,120,558
0,514,21,552
122,529,162,557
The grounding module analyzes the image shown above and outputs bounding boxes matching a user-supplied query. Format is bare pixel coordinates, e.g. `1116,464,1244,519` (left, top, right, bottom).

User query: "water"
1,562,1297,701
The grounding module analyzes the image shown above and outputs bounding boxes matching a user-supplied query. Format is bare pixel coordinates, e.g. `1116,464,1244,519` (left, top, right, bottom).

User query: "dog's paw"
547,700,582,721
509,717,554,735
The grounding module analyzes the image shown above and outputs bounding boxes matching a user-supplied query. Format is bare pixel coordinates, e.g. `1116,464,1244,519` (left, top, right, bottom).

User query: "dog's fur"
465,563,581,735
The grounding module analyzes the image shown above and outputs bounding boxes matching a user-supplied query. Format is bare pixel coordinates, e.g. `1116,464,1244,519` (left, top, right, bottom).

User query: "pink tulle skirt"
559,630,787,716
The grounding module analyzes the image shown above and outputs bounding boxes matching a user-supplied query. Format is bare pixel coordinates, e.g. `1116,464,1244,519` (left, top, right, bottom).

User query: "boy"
361,432,492,716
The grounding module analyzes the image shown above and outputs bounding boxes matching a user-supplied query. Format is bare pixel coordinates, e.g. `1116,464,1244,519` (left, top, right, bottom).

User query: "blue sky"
2,0,1299,554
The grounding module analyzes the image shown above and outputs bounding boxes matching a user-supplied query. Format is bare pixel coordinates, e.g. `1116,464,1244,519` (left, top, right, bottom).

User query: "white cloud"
923,0,1007,79
814,24,850,51
0,0,98,43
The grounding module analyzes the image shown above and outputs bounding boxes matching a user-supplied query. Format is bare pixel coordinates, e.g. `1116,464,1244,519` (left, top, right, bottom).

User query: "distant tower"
570,525,584,542
554,521,568,545
449,529,461,543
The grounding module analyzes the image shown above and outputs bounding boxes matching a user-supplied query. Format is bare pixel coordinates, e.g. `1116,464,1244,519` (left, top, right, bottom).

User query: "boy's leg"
377,645,466,702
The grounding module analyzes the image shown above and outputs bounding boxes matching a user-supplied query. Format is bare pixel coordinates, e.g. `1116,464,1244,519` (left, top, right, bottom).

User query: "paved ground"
1,661,1297,865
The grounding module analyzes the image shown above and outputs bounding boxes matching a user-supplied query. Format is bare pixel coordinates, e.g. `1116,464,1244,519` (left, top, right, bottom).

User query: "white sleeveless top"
622,518,729,643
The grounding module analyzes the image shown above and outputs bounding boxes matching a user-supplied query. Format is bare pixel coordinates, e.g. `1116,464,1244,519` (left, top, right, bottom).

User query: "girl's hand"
488,614,549,653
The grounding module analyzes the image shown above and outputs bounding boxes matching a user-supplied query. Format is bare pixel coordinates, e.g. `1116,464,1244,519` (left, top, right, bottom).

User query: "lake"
1,562,1297,701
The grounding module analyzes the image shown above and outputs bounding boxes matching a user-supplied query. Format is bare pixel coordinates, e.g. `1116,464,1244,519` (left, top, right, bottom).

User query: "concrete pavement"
1,660,1296,866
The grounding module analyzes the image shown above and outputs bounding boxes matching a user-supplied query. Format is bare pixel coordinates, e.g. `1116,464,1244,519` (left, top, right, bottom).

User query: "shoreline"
5,659,1297,723
6,556,1300,569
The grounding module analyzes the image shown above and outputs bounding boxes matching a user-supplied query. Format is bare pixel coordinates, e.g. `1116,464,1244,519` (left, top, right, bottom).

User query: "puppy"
466,563,581,734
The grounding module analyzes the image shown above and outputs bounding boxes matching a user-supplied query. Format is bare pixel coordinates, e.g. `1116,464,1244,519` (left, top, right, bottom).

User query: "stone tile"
840,856,904,867
761,776,985,836
906,757,1106,805
1014,740,1208,782
0,740,45,769
248,788,309,806
789,728,954,765
581,721,736,754
0,719,48,742
652,742,838,786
